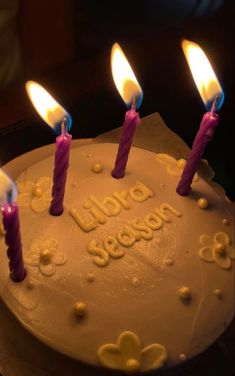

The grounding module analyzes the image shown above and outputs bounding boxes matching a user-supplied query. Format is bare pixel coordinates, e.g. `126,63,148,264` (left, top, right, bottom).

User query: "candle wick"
210,94,221,114
7,190,13,204
61,117,68,135
131,97,137,111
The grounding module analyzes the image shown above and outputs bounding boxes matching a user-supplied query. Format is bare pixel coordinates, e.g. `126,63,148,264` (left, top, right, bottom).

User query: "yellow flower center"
214,242,226,256
40,249,52,263
32,186,43,197
177,159,186,168
126,359,140,374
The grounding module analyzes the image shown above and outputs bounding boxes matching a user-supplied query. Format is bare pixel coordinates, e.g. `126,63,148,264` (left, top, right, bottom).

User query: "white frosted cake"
0,141,234,375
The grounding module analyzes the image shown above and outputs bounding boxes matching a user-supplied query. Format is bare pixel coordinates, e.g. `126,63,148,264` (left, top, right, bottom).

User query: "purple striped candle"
176,111,219,195
112,108,140,178
176,40,224,196
1,201,26,282
110,43,143,179
49,126,72,216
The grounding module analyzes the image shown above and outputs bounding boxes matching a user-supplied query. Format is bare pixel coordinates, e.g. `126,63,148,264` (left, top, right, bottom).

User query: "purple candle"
111,43,143,179
177,110,218,195
112,107,140,179
0,171,26,282
50,121,72,215
26,81,72,215
176,40,224,196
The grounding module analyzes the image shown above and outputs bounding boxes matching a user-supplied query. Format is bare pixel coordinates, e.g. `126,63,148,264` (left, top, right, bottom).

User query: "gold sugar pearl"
177,159,186,168
165,258,174,266
214,242,226,256
222,218,229,225
126,359,140,374
91,163,103,173
197,198,208,209
73,302,87,317
32,186,43,197
86,273,95,283
179,353,187,361
214,288,223,298
87,153,93,158
179,286,191,300
40,249,52,263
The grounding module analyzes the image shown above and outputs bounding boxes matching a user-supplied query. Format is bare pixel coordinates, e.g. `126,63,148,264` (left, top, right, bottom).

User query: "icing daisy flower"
17,177,52,213
25,238,67,276
199,232,234,269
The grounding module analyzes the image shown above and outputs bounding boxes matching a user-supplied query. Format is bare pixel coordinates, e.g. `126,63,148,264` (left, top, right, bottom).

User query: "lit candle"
0,170,26,282
26,81,72,215
111,43,143,179
177,40,224,196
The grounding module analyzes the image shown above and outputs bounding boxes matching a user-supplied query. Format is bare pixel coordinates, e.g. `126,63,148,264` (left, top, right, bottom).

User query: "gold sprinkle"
32,186,43,197
222,218,229,225
126,359,140,374
197,198,208,209
86,273,95,283
179,353,187,361
87,153,93,158
214,288,222,298
72,181,78,188
179,286,191,300
91,163,103,173
73,302,87,317
159,183,165,188
131,277,141,287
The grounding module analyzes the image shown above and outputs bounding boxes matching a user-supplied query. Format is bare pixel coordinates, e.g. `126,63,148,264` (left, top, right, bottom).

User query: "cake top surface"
0,142,234,374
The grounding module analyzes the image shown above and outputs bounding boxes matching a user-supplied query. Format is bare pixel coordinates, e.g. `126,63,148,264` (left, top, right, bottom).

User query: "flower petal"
156,154,176,166
31,197,49,213
36,176,52,191
167,165,181,177
214,232,230,245
29,238,43,252
43,191,51,203
17,180,35,194
213,251,231,270
52,252,67,265
118,331,141,360
226,244,235,260
198,247,214,262
98,344,125,370
141,343,168,371
24,251,40,266
199,234,213,247
43,238,58,250
17,193,31,206
39,262,56,276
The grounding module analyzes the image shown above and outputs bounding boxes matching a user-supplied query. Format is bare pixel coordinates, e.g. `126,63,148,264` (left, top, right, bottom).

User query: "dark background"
0,0,234,201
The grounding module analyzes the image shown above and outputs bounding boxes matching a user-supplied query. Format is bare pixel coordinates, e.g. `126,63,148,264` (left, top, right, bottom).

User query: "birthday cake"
0,141,234,375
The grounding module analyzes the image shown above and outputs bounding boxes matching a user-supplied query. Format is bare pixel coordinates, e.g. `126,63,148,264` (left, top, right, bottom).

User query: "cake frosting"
0,142,234,374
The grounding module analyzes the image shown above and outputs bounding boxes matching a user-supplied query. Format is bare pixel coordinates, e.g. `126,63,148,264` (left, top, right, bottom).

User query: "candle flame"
182,39,224,111
26,81,72,134
111,43,143,109
0,170,17,206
